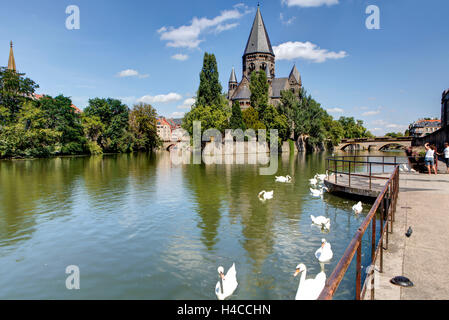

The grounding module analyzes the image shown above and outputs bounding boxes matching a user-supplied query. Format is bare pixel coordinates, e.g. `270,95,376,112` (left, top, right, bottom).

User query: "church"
227,6,302,109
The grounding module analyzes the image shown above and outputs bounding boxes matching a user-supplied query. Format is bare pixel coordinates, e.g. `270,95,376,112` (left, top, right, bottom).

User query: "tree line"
0,67,160,159
182,53,373,151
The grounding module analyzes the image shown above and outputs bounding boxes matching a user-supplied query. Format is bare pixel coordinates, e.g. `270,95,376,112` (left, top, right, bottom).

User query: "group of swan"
216,239,332,301
309,172,329,198
275,175,292,183
258,174,293,202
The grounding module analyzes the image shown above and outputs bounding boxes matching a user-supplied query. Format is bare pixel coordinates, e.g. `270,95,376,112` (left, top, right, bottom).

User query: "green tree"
82,114,105,155
229,101,245,130
38,95,87,155
182,104,229,136
0,67,39,124
279,90,299,138
261,105,289,141
0,101,60,158
196,53,222,107
249,70,269,113
242,107,265,130
84,98,131,153
129,103,160,151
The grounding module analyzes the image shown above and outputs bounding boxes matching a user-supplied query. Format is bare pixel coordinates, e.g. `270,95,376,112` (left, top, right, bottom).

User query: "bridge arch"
340,143,362,151
378,143,408,151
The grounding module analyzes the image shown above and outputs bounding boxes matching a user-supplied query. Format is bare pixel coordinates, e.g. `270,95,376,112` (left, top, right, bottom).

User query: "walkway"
366,172,449,300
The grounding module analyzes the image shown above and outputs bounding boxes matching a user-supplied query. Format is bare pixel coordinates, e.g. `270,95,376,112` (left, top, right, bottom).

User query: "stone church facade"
227,6,302,110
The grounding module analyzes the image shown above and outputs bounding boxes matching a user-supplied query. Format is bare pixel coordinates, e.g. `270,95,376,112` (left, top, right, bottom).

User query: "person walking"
444,142,449,174
432,145,439,172
424,143,437,175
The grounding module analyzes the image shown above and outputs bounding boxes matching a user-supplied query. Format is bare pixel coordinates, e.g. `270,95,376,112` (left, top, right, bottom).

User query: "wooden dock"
324,173,391,198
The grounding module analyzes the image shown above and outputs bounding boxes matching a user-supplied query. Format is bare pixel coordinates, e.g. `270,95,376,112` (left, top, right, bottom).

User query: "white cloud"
280,13,296,25
137,93,183,104
117,69,149,78
115,96,137,105
282,0,339,8
362,110,380,116
273,41,347,63
157,4,251,49
171,54,189,61
177,98,196,109
170,112,185,118
326,107,344,113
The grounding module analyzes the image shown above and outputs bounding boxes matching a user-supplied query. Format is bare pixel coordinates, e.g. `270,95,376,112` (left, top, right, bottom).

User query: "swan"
275,175,292,183
352,201,363,214
310,186,328,198
315,239,333,263
294,263,326,300
310,215,331,230
258,190,274,201
310,188,322,197
315,172,327,181
215,263,238,300
309,178,318,185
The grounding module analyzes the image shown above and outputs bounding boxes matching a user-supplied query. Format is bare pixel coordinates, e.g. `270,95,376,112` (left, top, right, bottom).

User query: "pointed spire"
289,64,301,84
243,6,274,56
229,67,237,83
8,41,16,71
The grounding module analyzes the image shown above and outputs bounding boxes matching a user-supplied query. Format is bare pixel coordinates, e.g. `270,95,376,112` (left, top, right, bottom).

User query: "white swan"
315,172,327,181
258,190,274,201
294,263,326,300
315,239,333,263
310,215,331,230
215,263,238,300
310,186,328,198
275,175,292,183
352,201,363,214
309,178,318,185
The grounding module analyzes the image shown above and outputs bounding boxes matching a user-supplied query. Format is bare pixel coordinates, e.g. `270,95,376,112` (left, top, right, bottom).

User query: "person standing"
424,143,437,175
444,142,449,173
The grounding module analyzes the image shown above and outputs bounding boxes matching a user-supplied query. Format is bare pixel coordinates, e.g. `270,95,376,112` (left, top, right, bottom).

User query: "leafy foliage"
229,101,245,130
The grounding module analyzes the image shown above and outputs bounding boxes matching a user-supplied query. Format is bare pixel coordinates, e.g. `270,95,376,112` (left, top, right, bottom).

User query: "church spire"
243,6,274,56
229,67,237,83
8,41,16,71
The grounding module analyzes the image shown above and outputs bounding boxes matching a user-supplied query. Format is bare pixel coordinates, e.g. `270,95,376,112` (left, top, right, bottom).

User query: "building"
6,41,81,114
441,88,449,128
156,117,173,141
409,119,441,137
227,6,302,109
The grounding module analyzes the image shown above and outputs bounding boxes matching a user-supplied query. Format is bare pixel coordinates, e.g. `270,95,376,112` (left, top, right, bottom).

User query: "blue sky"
1,0,448,135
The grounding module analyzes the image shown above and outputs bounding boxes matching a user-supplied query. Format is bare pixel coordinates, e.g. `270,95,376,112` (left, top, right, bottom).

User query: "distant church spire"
243,6,274,56
229,67,237,83
8,41,16,71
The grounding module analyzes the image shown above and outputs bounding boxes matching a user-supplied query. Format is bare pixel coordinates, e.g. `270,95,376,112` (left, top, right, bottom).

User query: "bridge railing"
326,155,405,190
318,165,400,300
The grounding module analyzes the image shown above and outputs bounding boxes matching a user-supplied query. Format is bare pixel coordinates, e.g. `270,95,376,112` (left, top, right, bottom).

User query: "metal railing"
326,155,403,190
318,165,400,300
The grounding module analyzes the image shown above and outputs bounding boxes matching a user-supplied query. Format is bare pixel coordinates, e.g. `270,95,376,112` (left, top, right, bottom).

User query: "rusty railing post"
356,244,362,300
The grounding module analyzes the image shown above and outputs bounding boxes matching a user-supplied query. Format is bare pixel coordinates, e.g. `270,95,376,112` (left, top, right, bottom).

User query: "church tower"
242,6,275,79
228,67,238,100
8,41,16,71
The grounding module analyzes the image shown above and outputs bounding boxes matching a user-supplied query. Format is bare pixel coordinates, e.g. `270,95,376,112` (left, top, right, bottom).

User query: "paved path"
367,172,449,300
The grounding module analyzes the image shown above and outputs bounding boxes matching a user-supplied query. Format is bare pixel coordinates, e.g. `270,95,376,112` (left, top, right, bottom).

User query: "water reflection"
0,150,400,299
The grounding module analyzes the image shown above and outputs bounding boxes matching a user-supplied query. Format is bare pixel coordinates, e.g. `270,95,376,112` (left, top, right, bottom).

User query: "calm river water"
0,151,404,299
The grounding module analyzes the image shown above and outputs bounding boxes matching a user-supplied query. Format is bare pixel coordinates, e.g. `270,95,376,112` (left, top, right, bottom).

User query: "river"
0,151,404,299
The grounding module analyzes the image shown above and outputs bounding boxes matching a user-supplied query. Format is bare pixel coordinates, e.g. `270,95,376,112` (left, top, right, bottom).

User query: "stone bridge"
336,137,413,151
